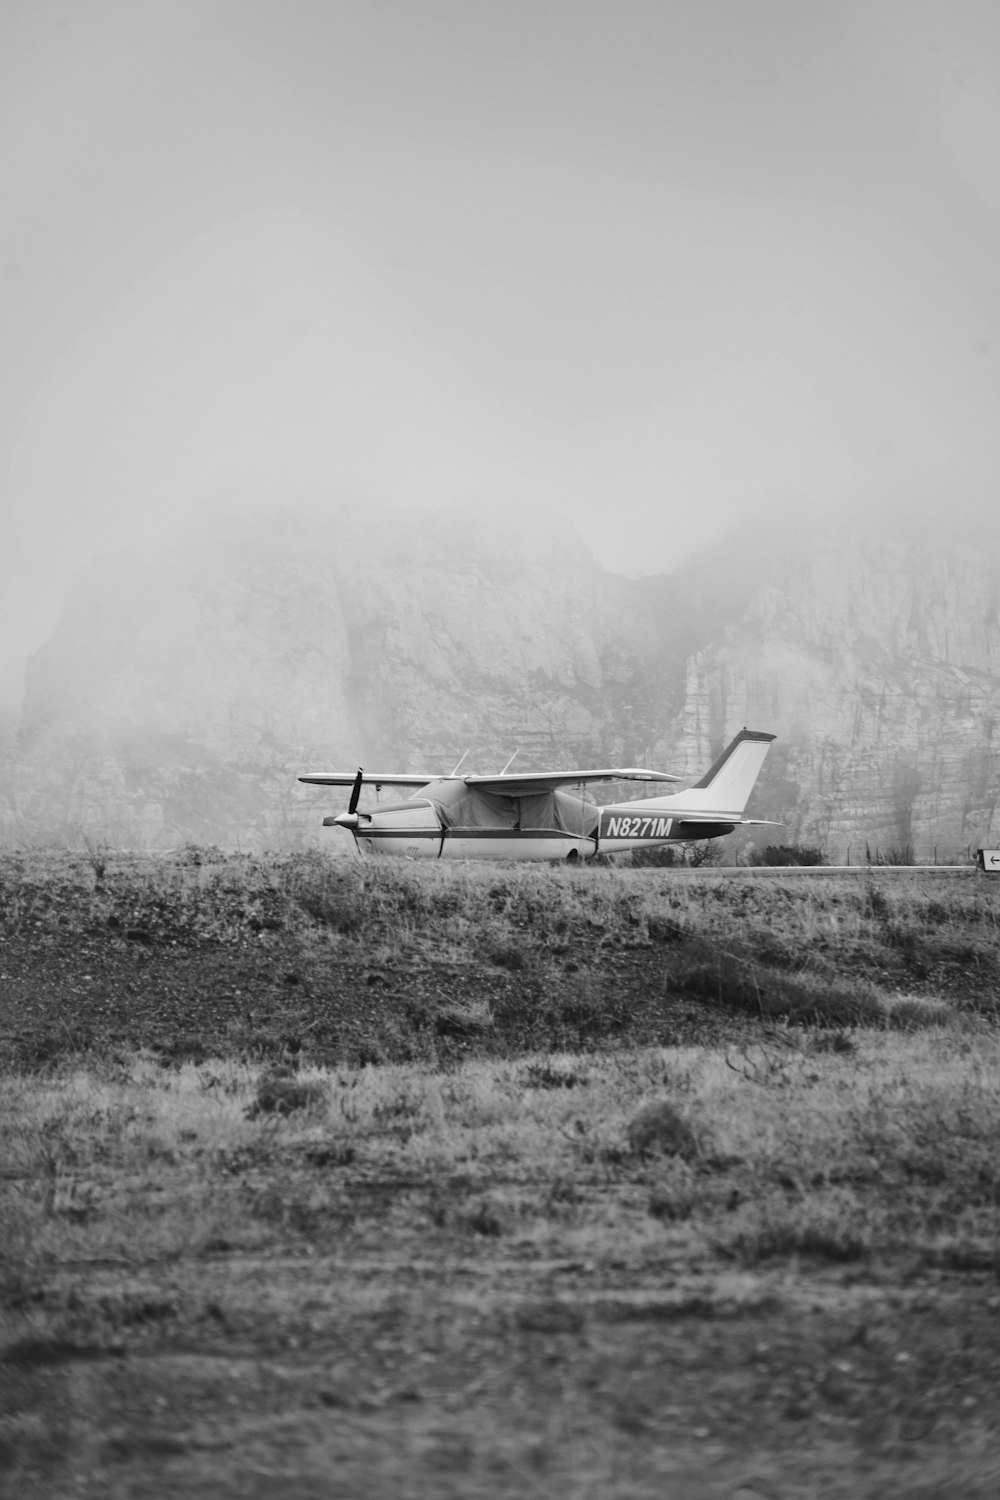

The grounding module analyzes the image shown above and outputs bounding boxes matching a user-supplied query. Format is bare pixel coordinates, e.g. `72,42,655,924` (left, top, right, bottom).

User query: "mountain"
2,499,998,859
0,505,671,851
674,503,1000,861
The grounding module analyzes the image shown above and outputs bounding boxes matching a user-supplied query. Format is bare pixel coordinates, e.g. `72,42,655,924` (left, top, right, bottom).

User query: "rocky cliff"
2,499,998,859
0,505,676,850
672,507,1000,861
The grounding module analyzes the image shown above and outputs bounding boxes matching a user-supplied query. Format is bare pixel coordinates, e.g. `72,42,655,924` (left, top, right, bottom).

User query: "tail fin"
667,729,775,817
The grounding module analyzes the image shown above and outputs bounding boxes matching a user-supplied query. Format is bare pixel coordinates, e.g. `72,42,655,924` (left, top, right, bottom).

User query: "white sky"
2,0,1000,708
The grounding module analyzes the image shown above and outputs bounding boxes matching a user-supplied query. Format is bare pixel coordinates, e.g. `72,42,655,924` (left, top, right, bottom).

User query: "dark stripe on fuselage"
360,828,585,841
360,829,441,839
448,828,587,840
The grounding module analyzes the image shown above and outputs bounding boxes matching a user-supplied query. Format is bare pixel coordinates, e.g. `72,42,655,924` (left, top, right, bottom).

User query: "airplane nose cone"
322,812,361,829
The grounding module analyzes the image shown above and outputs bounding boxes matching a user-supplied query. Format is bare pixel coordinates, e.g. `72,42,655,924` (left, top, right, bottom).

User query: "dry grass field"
2,852,1000,1497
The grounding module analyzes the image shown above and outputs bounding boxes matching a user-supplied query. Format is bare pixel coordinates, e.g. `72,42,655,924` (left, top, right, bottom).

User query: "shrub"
718,1199,872,1264
434,1000,496,1038
626,1100,700,1160
749,844,826,867
631,839,724,869
671,942,886,1026
630,844,685,869
810,1030,857,1055
646,913,686,943
246,1069,327,1118
484,940,529,971
866,843,915,866
884,995,954,1029
521,1061,587,1089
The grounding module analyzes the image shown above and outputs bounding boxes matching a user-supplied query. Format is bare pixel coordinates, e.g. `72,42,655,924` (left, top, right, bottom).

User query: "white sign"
977,849,1000,872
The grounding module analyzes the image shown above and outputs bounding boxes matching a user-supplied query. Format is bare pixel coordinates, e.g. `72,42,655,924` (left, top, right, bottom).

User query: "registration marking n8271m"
602,815,673,839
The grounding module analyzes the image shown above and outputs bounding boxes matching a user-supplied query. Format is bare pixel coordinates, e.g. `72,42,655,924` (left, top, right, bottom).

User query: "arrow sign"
977,849,1000,872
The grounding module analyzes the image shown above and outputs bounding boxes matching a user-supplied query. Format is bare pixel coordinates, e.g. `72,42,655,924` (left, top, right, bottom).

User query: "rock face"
2,500,998,858
0,506,672,850
671,511,1000,861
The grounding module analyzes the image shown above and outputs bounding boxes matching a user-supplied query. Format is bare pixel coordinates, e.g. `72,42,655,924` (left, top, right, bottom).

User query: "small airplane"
299,727,777,862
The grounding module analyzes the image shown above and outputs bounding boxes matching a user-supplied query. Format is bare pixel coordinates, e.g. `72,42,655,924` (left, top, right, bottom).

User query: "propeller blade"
321,811,366,859
348,767,364,815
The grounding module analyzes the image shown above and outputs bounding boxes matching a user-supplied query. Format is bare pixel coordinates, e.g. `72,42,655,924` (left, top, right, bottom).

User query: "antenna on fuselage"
499,749,520,775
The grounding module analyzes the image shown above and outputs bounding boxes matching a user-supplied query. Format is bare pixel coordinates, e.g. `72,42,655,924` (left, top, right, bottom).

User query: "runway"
657,864,981,878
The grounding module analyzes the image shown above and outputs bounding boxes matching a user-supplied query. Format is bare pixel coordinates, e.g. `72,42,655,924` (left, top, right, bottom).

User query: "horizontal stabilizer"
663,813,783,825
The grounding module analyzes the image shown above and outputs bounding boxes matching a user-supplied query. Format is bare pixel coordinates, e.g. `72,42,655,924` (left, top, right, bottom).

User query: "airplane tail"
666,729,775,817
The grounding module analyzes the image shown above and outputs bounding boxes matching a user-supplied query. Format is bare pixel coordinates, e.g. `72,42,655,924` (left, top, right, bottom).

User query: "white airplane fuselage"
363,829,597,862
326,791,599,861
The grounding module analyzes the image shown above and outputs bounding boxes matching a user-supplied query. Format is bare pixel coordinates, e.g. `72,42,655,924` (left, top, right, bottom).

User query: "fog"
3,0,1000,715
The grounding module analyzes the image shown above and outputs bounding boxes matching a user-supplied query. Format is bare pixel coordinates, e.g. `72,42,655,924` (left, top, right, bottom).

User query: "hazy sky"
3,0,1000,708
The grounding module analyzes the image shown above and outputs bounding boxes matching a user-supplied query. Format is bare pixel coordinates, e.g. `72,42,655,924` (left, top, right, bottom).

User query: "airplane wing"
463,768,681,796
299,766,683,794
298,772,437,788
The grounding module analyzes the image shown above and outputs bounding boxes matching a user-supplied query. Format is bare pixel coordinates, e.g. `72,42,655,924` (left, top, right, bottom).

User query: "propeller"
324,767,367,833
348,766,364,815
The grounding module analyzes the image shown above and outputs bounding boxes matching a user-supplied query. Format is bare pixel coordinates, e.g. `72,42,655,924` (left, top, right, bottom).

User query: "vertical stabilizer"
666,729,775,816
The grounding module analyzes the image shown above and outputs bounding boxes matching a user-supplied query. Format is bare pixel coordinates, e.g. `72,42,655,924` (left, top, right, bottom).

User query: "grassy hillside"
1,850,997,1069
3,853,999,1495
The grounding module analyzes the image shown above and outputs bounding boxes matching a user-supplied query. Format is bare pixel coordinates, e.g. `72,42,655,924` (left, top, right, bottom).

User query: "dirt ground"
4,1170,1000,1499
2,854,999,1496
1,852,994,1069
